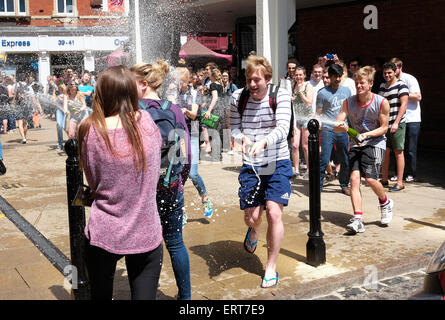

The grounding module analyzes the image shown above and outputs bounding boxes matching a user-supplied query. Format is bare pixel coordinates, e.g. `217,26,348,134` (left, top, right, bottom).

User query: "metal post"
306,119,326,267
65,139,90,300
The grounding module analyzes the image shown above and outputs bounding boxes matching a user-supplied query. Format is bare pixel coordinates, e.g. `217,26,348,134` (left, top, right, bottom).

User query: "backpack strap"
138,100,148,110
237,84,280,115
139,99,172,111
237,87,250,116
160,100,172,110
163,133,180,187
268,84,280,113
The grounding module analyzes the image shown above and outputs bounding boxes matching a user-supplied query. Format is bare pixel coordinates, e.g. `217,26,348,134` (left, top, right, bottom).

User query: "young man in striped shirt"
378,62,409,192
230,55,292,288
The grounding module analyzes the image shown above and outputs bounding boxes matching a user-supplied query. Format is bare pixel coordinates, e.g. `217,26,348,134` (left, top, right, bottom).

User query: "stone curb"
249,252,432,300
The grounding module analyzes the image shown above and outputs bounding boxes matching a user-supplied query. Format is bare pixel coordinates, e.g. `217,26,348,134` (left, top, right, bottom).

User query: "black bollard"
65,139,90,300
306,119,326,267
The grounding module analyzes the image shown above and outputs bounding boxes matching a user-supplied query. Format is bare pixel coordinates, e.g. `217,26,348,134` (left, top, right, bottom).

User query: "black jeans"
85,242,163,300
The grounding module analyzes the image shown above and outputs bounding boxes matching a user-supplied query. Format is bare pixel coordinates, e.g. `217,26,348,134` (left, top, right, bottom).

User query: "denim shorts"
238,159,293,210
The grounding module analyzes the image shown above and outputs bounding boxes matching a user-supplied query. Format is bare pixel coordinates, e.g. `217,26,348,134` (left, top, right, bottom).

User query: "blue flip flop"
243,227,257,254
261,272,279,288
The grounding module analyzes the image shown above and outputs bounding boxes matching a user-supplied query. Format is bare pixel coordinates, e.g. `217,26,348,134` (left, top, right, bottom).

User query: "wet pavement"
0,117,444,300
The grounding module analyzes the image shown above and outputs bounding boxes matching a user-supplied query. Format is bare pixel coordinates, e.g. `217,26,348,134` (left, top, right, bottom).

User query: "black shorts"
349,145,385,179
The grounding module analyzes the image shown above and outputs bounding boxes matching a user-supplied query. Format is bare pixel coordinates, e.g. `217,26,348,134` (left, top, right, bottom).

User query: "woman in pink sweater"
77,66,163,300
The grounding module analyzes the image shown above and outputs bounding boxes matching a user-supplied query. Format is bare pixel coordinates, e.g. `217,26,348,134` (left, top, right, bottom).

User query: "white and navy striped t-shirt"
378,80,409,125
230,85,292,166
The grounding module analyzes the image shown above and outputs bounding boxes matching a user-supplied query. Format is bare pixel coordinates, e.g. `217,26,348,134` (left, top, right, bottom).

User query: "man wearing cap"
316,63,352,195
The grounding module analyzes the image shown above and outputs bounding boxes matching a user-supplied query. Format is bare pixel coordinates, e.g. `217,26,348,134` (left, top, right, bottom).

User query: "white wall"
256,0,296,84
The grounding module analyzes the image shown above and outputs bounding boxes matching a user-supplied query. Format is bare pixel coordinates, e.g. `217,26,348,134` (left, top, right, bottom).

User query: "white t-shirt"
309,79,324,113
343,77,356,96
400,72,421,123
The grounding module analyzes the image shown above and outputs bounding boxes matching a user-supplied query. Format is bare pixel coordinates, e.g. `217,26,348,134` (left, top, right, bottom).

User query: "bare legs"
244,201,284,287
381,148,405,187
350,170,387,213
292,127,310,175
17,119,28,143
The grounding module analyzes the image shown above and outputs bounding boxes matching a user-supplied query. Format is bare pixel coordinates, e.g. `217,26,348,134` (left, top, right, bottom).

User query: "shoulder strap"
138,99,148,110
139,99,172,111
269,84,280,113
237,87,250,115
161,100,172,110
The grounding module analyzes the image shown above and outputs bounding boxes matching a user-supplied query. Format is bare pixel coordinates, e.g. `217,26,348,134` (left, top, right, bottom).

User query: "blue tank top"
346,93,387,150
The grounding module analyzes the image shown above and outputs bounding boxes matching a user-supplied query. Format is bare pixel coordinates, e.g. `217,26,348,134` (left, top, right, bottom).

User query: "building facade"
184,0,444,149
0,0,130,84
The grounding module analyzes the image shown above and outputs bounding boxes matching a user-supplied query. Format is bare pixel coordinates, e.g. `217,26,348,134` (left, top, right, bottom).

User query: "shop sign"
0,36,128,52
188,35,229,51
0,37,37,52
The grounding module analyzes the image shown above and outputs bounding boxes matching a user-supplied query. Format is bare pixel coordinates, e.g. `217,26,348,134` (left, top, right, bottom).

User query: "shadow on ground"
189,240,264,278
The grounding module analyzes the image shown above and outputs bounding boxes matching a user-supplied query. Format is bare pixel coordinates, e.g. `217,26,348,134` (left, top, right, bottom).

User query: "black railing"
64,139,90,300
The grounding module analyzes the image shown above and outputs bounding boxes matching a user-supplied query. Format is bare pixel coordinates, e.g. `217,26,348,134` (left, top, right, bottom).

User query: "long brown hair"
77,66,147,172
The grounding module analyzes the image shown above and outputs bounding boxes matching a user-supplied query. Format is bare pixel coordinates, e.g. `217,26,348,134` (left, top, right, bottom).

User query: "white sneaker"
346,218,365,234
380,198,394,225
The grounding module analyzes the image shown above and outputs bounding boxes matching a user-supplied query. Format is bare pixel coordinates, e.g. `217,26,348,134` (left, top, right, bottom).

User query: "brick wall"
296,0,445,149
23,0,127,27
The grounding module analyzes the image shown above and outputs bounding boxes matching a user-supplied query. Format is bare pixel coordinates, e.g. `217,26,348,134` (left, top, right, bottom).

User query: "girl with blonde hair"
66,81,87,139
131,60,192,300
202,67,224,157
176,67,214,219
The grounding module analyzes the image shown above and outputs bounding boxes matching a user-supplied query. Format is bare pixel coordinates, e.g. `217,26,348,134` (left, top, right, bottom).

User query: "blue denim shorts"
238,159,293,210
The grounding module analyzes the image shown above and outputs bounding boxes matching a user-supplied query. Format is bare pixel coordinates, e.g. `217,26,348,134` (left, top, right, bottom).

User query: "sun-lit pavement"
0,117,444,300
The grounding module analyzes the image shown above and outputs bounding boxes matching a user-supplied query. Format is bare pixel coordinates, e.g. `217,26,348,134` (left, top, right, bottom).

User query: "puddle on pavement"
403,208,445,230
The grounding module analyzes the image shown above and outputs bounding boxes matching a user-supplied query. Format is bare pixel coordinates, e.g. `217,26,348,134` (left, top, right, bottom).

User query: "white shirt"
309,79,324,113
400,72,421,123
344,77,357,96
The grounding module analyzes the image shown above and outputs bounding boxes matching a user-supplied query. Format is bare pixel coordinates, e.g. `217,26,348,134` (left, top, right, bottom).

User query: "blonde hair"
176,67,190,82
130,59,170,90
211,68,223,87
245,55,273,81
353,66,376,83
